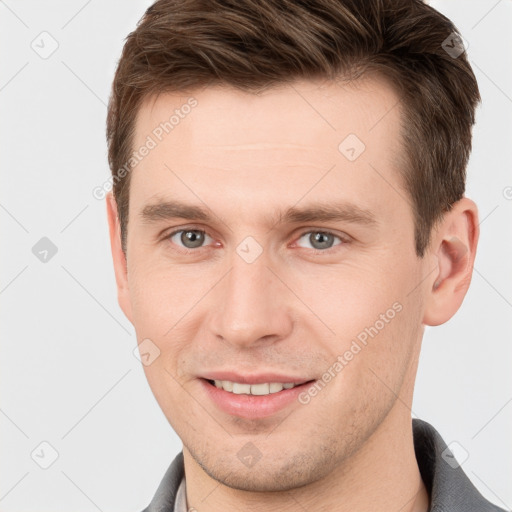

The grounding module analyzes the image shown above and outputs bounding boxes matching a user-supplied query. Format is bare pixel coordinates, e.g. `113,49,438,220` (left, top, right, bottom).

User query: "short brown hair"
106,0,480,257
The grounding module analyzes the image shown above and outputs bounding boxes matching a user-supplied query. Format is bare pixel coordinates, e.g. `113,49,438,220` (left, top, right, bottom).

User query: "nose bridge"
211,247,292,347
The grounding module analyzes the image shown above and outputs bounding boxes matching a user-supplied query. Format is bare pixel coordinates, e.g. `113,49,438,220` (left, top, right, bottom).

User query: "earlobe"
423,198,479,326
106,191,133,324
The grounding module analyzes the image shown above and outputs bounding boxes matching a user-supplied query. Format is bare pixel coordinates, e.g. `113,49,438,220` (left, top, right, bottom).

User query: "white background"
1,1,511,510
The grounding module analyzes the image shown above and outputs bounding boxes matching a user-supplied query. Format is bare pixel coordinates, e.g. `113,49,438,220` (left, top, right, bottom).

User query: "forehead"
135,75,403,151
128,76,407,225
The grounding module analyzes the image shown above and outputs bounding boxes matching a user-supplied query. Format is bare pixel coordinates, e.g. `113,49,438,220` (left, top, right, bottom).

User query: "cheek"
141,361,192,435
288,258,412,331
286,254,424,384
127,254,208,336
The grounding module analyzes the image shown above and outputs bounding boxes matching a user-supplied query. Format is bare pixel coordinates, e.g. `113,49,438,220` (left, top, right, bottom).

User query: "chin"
190,444,338,492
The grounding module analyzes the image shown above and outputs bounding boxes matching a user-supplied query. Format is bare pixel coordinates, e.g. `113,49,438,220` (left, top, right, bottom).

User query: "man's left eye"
296,231,344,251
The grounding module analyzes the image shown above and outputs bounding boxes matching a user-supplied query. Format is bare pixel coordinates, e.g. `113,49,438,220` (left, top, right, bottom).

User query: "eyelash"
164,226,349,253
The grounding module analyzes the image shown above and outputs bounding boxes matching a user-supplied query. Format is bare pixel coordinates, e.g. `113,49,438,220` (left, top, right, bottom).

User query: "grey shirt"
142,419,506,512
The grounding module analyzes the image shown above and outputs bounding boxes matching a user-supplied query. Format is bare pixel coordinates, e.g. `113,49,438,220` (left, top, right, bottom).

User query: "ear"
106,191,133,324
423,197,479,326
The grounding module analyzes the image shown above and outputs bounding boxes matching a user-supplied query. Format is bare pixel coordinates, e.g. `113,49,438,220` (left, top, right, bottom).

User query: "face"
112,77,434,491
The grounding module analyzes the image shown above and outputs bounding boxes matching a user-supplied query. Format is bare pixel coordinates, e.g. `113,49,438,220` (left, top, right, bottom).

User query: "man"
105,1,505,511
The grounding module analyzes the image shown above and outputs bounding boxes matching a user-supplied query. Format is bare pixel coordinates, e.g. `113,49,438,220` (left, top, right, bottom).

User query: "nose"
210,250,294,349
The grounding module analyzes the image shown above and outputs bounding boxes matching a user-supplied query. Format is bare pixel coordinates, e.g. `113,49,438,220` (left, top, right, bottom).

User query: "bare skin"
107,76,478,512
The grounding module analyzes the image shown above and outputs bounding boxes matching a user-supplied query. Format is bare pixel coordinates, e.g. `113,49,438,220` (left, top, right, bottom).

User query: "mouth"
199,377,316,419
205,378,309,395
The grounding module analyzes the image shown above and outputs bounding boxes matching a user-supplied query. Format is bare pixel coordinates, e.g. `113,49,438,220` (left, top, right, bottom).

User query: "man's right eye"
167,229,215,250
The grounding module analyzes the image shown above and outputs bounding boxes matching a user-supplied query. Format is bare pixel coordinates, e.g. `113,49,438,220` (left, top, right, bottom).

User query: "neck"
182,405,430,512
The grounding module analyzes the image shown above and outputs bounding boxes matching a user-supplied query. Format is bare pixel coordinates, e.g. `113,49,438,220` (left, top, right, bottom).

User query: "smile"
200,378,316,419
209,380,301,395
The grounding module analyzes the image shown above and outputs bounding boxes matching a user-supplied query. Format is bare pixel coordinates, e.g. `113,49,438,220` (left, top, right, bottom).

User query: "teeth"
250,383,270,395
232,382,251,394
212,380,301,395
269,382,284,393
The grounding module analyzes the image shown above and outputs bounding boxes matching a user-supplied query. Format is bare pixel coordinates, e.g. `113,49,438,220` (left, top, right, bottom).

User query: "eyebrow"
139,199,378,227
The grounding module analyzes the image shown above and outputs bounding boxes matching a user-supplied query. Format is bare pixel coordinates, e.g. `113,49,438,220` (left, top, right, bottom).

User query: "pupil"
182,230,204,248
311,232,333,249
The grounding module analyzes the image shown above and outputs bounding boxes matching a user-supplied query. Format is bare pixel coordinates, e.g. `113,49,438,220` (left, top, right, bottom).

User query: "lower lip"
199,379,315,419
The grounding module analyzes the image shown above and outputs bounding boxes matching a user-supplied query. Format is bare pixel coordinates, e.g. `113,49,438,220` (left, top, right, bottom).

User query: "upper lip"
200,371,314,385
